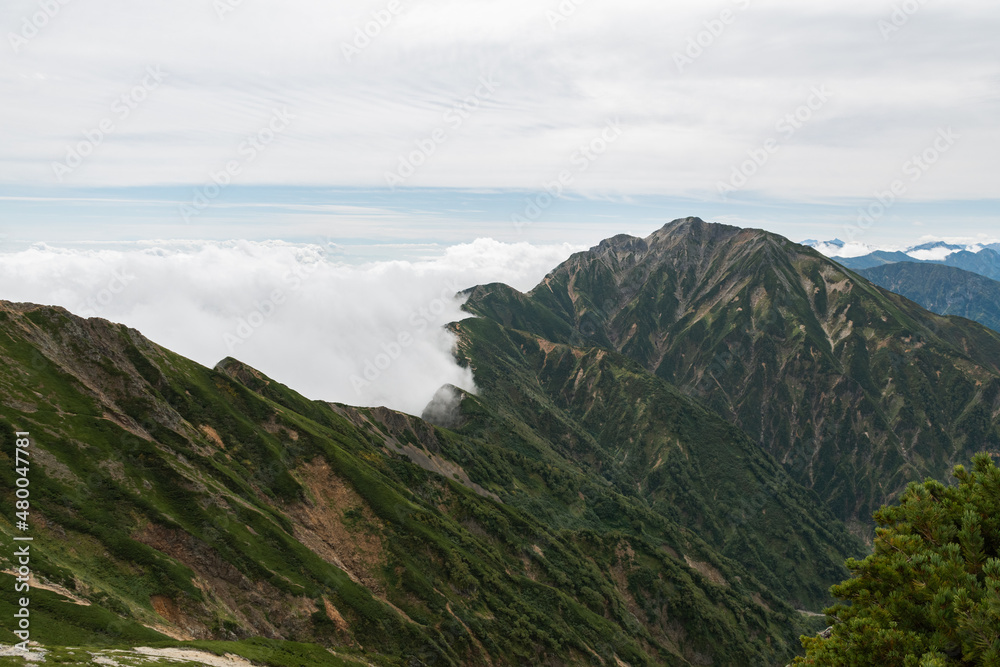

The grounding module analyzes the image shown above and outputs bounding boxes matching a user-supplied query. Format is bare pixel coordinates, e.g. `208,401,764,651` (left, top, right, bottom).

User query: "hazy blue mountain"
836,250,919,270
941,248,1000,280
858,262,1000,334
830,245,1000,281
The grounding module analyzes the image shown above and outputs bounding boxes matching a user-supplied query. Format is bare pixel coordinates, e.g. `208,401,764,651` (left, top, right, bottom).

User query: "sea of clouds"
0,238,582,416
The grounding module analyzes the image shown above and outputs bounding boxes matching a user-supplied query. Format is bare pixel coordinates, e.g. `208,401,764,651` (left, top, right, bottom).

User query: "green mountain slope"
447,316,858,611
462,218,1000,529
227,325,862,660
858,262,1000,334
833,250,916,270
0,300,847,665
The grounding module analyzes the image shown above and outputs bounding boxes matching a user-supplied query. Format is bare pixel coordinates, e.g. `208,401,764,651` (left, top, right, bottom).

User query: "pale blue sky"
2,0,997,255
1,186,997,260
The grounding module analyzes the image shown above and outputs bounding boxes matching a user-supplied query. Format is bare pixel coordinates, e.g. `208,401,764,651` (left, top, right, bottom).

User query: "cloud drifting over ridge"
0,239,582,415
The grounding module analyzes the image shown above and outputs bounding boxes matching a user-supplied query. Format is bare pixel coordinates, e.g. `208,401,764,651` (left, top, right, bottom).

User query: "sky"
1,0,998,412
2,0,998,246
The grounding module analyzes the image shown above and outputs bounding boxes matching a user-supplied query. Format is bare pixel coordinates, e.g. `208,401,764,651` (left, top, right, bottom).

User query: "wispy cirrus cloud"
1,0,997,205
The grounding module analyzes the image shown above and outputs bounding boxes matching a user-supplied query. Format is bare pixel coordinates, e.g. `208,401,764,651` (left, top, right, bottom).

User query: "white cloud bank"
906,247,958,262
0,239,582,416
807,241,883,259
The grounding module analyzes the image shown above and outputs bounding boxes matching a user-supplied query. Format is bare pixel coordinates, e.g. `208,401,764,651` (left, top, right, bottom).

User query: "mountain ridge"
463,218,1000,528
857,262,1000,334
0,297,843,665
829,246,1000,281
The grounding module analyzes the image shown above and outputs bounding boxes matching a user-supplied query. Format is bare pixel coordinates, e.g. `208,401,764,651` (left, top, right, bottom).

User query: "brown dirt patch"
286,458,386,594
683,555,728,587
199,425,226,449
322,596,350,634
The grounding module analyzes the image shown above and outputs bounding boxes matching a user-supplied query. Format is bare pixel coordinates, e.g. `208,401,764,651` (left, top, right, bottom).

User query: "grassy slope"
449,317,860,607
0,301,828,665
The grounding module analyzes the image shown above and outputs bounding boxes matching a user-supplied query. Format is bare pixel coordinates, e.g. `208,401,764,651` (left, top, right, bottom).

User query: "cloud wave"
0,238,581,415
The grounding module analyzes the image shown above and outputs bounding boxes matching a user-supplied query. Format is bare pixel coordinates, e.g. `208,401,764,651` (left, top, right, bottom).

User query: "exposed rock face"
331,400,499,501
421,383,467,429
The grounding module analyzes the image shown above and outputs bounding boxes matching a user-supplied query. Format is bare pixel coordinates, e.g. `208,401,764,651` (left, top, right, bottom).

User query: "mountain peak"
214,356,282,397
657,215,709,230
654,215,732,232
584,219,764,263
465,220,1000,524
591,233,648,256
647,216,749,246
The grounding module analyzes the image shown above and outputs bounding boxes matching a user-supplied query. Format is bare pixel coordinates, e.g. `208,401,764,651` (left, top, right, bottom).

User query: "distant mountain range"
4,219,1000,665
857,262,1000,334
801,238,1000,281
